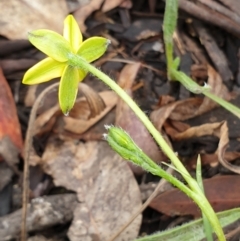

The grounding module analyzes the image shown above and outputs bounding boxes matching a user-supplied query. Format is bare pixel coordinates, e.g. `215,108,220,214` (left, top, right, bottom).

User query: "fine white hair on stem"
104,124,113,130
102,133,108,140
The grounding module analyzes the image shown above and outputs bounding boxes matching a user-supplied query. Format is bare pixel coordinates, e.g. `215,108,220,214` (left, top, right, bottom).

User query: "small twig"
107,168,174,241
21,82,59,241
198,0,240,25
178,0,240,37
107,58,166,77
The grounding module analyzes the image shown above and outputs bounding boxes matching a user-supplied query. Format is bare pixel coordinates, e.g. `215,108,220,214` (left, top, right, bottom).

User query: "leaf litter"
41,140,142,241
1,0,240,240
150,175,240,218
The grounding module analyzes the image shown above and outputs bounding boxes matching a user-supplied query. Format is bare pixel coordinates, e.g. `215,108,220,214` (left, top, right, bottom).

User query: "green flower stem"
196,156,213,241
203,90,240,118
68,54,225,241
69,55,191,183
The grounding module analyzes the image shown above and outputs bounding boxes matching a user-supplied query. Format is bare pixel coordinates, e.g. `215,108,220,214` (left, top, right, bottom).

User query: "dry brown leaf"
102,0,132,12
116,63,167,174
218,121,240,174
163,120,190,138
188,152,240,168
61,91,117,135
0,67,23,190
166,120,190,133
165,120,240,173
33,84,114,137
79,83,106,118
34,105,61,136
40,140,142,241
0,68,23,153
74,0,132,32
150,98,203,131
0,0,68,39
173,122,224,141
150,175,240,217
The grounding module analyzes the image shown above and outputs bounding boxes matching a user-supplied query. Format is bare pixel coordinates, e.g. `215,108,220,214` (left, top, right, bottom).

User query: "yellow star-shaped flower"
23,15,110,115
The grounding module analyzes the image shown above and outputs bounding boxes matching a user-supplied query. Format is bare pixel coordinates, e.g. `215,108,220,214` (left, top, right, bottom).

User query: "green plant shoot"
22,15,110,115
22,13,226,241
164,0,240,118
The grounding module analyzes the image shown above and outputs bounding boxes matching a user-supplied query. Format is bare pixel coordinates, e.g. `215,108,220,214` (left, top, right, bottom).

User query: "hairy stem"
68,54,225,241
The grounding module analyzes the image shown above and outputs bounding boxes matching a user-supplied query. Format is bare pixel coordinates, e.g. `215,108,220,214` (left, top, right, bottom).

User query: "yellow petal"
77,37,110,63
28,30,73,62
63,15,82,53
78,69,87,81
59,65,79,115
22,57,66,85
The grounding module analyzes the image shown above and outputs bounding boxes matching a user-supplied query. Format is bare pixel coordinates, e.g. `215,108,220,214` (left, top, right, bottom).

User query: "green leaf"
134,208,240,241
63,15,82,53
28,30,73,62
204,91,240,119
170,69,211,94
59,65,79,115
22,57,66,84
163,0,178,72
77,37,110,63
163,0,178,44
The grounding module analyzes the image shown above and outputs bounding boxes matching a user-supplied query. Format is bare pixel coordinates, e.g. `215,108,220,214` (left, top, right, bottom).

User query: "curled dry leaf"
172,122,225,141
150,65,232,131
166,120,240,174
41,140,142,241
151,98,202,131
0,0,68,39
33,83,114,137
116,63,167,174
73,0,132,32
61,91,117,135
150,175,240,217
217,121,240,174
79,83,106,119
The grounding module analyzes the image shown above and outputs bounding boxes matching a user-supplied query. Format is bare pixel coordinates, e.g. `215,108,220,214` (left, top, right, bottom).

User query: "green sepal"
105,126,166,174
106,126,138,153
22,57,65,85
63,15,82,53
28,30,73,62
59,65,79,115
77,37,110,63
